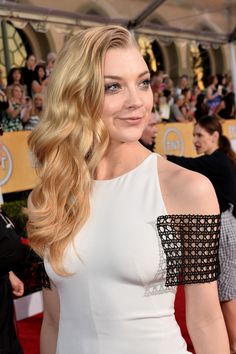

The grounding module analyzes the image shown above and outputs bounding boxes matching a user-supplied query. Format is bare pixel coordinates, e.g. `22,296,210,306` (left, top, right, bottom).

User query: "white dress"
45,153,191,354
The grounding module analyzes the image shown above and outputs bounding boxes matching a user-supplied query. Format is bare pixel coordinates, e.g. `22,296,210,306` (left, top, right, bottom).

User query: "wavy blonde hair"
26,25,135,275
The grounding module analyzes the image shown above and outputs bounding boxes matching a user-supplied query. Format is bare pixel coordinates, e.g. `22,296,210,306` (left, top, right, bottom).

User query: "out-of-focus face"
13,70,21,82
12,85,23,99
27,55,36,70
101,45,153,147
34,96,43,108
180,77,188,88
38,67,45,79
177,95,184,106
213,76,218,86
193,124,218,155
140,112,157,146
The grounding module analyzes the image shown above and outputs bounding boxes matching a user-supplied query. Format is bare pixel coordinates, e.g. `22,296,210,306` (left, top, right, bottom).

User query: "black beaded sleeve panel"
156,214,221,287
30,251,51,289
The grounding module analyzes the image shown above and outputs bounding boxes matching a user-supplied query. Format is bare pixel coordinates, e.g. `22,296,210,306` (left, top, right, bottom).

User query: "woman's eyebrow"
104,71,150,80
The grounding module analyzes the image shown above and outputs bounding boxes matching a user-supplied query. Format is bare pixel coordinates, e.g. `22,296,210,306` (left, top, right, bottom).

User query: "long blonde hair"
27,25,135,275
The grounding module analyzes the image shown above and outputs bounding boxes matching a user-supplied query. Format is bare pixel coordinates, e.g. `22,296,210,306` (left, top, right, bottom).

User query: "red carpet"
17,287,194,354
17,313,42,354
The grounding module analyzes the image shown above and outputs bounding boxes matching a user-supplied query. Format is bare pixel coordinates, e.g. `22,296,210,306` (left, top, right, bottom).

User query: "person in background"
22,93,44,130
217,92,236,120
0,89,9,126
2,84,25,132
175,74,190,96
0,129,24,352
21,54,37,97
167,115,236,353
139,109,158,151
0,68,6,92
27,25,229,354
180,88,196,122
150,72,163,108
6,68,27,99
45,52,57,78
205,75,222,114
195,92,208,121
0,270,24,353
169,94,188,122
31,64,48,97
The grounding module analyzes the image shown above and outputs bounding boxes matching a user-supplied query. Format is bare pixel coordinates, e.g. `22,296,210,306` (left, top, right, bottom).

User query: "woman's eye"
104,83,121,93
140,79,151,89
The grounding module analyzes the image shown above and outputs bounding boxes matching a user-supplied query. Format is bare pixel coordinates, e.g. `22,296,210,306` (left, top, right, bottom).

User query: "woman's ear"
212,130,219,143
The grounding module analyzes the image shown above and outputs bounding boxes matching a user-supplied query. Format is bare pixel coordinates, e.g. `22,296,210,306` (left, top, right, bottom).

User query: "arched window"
0,21,30,81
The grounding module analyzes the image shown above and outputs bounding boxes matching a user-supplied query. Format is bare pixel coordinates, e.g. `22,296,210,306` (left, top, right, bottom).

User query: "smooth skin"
41,45,230,354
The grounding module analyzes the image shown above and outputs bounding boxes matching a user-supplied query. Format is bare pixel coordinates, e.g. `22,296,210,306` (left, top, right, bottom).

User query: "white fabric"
45,153,191,354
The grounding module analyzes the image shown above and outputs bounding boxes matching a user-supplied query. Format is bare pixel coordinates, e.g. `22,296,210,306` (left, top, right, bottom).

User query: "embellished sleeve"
36,255,51,289
25,250,51,290
156,214,221,287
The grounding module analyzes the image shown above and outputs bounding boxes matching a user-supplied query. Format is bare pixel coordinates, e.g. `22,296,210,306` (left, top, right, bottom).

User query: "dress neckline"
94,153,155,183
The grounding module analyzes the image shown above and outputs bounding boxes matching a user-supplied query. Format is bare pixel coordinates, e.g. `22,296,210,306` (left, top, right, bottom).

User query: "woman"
31,64,48,97
21,53,36,97
167,115,236,353
27,26,229,354
6,67,27,99
21,93,44,130
2,84,25,132
195,92,208,121
217,92,236,120
180,88,196,122
205,75,222,114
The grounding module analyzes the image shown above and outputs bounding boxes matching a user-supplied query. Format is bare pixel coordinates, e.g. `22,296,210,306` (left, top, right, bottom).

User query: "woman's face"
38,67,45,79
27,55,36,69
193,124,218,155
101,45,153,147
13,70,21,82
34,97,43,108
12,86,23,99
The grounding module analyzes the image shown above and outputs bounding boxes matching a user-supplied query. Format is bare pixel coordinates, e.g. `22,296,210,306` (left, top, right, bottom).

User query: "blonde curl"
26,25,136,275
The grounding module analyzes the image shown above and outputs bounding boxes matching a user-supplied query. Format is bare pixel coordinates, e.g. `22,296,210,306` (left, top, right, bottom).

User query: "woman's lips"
120,117,142,124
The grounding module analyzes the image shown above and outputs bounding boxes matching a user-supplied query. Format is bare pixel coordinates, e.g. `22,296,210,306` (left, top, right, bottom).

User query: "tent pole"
228,41,236,108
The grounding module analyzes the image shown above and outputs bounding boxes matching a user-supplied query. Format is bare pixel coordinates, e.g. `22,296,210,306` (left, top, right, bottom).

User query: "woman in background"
6,68,26,99
0,124,24,352
2,84,25,132
22,93,44,131
167,115,236,353
31,64,48,97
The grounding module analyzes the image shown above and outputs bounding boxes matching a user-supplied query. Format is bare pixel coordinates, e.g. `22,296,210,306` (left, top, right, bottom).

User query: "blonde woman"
21,93,44,130
3,84,25,131
27,26,229,354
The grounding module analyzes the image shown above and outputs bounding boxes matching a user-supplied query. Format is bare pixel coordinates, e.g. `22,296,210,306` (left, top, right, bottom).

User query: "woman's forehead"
104,46,148,76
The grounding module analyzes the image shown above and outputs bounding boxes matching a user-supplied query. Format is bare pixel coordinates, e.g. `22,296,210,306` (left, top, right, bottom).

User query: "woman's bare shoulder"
157,154,219,215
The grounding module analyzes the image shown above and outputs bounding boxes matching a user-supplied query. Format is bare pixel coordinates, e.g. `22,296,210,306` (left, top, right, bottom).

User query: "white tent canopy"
0,0,236,92
0,0,235,43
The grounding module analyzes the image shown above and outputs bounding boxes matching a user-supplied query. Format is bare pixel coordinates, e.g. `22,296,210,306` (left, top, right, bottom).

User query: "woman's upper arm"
42,280,60,328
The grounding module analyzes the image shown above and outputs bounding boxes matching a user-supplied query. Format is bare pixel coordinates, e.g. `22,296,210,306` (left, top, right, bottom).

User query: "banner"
1,131,38,194
2,120,236,193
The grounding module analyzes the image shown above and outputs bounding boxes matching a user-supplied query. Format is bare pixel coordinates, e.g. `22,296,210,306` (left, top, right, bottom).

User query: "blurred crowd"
0,50,235,133
151,71,235,123
0,52,56,132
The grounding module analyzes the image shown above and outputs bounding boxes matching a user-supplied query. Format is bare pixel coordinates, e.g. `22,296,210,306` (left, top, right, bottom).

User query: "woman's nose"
125,87,143,110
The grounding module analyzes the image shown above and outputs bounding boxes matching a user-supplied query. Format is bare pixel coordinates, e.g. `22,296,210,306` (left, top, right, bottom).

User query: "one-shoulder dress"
45,153,220,354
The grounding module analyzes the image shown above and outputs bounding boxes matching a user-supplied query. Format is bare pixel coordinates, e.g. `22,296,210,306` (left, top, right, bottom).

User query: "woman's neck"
95,142,150,180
